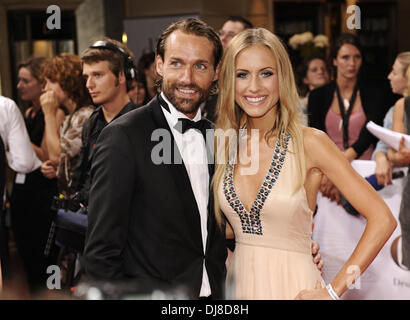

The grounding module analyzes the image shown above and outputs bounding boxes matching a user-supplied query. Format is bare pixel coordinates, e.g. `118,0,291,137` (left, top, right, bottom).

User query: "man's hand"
320,176,341,204
320,175,333,197
312,241,324,274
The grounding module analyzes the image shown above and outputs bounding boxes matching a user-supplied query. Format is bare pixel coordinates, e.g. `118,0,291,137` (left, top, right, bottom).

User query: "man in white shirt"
0,95,41,288
0,95,42,174
83,18,226,299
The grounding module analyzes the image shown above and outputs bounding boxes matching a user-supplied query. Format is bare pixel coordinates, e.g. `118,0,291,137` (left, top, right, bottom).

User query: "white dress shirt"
0,96,42,173
160,92,211,297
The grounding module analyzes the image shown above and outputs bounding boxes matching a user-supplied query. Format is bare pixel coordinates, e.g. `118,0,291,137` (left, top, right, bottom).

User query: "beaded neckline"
223,134,290,235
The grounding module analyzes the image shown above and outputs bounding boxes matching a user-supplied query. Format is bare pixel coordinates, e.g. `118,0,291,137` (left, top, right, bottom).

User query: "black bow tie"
176,118,209,137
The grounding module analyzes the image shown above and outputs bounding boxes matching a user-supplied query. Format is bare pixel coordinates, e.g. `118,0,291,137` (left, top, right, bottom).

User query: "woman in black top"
11,57,65,295
308,34,393,202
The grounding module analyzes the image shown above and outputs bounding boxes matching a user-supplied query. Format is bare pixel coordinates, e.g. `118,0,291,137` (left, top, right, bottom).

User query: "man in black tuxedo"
82,18,227,299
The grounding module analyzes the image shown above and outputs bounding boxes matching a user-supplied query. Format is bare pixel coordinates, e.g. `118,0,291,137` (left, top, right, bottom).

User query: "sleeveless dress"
218,135,325,299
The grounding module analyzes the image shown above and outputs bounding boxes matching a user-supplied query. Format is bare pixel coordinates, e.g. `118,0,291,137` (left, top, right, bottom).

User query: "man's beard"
162,80,210,115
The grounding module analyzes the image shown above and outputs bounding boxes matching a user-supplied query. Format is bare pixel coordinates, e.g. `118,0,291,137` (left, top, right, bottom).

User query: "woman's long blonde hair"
397,51,410,97
211,28,306,228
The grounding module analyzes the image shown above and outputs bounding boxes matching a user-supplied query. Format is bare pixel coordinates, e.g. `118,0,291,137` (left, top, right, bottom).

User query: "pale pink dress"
325,106,373,160
218,137,325,300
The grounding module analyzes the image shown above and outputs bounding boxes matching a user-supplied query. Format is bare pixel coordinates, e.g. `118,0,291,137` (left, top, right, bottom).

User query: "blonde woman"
212,28,396,300
388,52,410,269
373,52,410,185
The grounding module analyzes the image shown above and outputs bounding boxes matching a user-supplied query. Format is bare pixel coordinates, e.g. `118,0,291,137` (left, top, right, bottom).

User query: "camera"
51,193,87,214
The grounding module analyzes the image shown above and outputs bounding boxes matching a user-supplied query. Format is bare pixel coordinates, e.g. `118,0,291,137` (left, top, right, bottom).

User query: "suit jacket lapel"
150,95,203,249
202,118,216,253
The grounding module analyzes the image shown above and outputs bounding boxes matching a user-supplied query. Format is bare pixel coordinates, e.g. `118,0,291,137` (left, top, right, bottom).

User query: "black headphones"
90,40,137,81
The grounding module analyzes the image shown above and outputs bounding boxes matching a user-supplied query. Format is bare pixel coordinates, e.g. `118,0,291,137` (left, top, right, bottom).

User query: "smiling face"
156,30,217,118
333,44,362,80
388,59,407,95
234,44,279,121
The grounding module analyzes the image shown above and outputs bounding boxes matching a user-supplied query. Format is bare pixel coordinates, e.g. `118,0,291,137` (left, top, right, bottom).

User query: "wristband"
326,284,340,300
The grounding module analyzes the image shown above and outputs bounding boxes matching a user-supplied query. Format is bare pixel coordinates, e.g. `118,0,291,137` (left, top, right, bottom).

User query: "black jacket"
307,80,394,158
82,96,227,299
70,101,136,205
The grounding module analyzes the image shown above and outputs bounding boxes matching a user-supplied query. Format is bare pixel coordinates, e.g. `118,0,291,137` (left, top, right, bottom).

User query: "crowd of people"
0,15,408,300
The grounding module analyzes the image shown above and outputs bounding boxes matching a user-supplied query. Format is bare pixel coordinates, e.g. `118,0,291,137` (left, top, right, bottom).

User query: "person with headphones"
44,39,138,290
69,38,137,209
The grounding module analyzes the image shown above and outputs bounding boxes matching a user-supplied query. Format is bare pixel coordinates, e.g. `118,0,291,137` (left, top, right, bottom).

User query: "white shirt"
0,96,42,173
160,93,211,297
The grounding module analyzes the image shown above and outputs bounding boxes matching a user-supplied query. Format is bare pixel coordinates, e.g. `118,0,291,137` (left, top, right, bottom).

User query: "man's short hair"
156,18,223,70
81,38,137,91
225,16,253,29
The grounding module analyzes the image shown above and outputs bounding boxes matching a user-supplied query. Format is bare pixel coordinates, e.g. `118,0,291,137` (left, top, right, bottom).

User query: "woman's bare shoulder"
394,97,405,110
302,126,342,165
302,126,329,148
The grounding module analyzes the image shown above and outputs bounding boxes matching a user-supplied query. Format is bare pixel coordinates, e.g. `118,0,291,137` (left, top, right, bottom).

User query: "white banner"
313,160,410,299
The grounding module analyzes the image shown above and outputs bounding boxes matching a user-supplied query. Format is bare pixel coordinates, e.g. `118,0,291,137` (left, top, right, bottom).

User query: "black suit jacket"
307,80,395,158
82,96,227,299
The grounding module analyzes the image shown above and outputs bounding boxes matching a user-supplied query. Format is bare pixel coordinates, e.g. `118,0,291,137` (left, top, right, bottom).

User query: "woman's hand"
40,91,59,116
395,137,410,165
294,283,332,300
374,151,392,186
41,160,57,179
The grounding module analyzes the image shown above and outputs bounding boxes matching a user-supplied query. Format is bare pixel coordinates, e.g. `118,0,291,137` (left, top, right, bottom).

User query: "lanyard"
335,83,359,149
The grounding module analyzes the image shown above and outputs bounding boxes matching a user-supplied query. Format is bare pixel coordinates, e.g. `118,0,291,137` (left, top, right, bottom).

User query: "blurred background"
0,0,409,107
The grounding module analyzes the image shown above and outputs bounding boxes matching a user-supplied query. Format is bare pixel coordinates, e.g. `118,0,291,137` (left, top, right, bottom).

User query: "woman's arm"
297,128,396,299
388,98,410,166
373,150,393,186
41,91,66,166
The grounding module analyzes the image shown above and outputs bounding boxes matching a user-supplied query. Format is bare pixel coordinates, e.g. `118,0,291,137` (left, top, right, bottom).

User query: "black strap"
335,83,359,149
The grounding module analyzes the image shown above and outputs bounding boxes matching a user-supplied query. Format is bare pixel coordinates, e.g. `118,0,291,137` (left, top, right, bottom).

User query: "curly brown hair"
42,53,91,108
